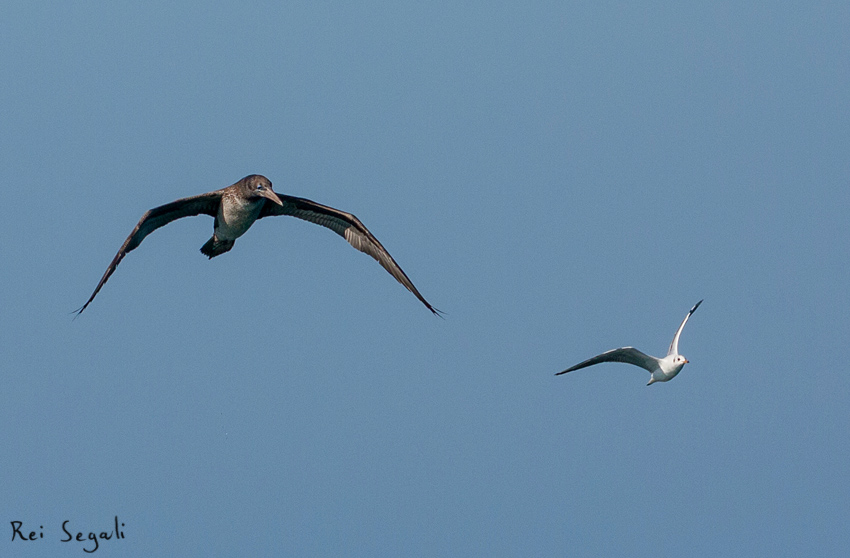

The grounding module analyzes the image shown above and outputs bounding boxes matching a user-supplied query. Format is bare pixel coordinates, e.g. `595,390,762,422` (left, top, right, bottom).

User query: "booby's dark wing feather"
556,347,659,376
260,194,441,315
76,191,223,314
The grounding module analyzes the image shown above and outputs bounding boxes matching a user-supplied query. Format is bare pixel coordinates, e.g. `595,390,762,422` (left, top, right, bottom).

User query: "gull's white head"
667,354,689,374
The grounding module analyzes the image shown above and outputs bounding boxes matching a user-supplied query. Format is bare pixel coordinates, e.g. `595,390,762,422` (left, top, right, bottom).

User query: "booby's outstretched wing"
76,191,223,314
556,347,660,376
260,194,441,315
667,299,703,356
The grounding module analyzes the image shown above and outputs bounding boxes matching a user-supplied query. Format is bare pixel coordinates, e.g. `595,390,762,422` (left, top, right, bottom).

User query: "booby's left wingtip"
429,306,446,319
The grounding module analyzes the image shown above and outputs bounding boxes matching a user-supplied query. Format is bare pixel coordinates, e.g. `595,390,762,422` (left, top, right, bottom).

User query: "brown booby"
77,174,440,315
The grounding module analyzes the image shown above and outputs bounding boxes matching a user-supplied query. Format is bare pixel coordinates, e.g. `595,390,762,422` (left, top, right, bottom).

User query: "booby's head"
243,174,283,206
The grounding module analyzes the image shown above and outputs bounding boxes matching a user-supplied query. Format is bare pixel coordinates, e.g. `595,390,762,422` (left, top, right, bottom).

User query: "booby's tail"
200,236,235,258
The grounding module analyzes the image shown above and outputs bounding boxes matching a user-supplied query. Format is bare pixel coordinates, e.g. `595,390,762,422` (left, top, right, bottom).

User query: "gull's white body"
557,300,702,385
646,353,687,385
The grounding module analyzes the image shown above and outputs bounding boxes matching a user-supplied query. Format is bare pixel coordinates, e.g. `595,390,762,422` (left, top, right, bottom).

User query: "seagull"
556,300,703,385
77,174,440,315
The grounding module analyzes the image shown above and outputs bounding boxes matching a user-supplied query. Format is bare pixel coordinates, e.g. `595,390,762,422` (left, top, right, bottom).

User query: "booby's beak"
261,189,284,206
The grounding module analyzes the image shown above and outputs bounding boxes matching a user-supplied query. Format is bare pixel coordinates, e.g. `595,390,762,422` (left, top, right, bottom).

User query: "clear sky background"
1,1,848,556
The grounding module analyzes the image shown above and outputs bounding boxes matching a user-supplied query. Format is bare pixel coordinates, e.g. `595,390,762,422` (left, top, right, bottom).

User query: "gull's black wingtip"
691,299,704,313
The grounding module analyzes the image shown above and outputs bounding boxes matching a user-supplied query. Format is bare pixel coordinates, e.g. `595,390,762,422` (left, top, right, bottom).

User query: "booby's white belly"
215,197,264,240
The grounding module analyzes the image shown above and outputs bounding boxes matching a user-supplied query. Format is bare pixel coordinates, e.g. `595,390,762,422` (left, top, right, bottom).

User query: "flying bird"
556,300,703,385
77,174,440,315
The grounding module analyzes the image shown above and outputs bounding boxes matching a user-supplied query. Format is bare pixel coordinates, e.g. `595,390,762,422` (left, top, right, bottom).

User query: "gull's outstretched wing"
667,299,703,356
259,194,440,315
76,191,223,314
556,347,660,376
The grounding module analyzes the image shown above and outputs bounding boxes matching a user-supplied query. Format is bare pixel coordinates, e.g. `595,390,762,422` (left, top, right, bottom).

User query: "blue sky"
1,1,848,556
